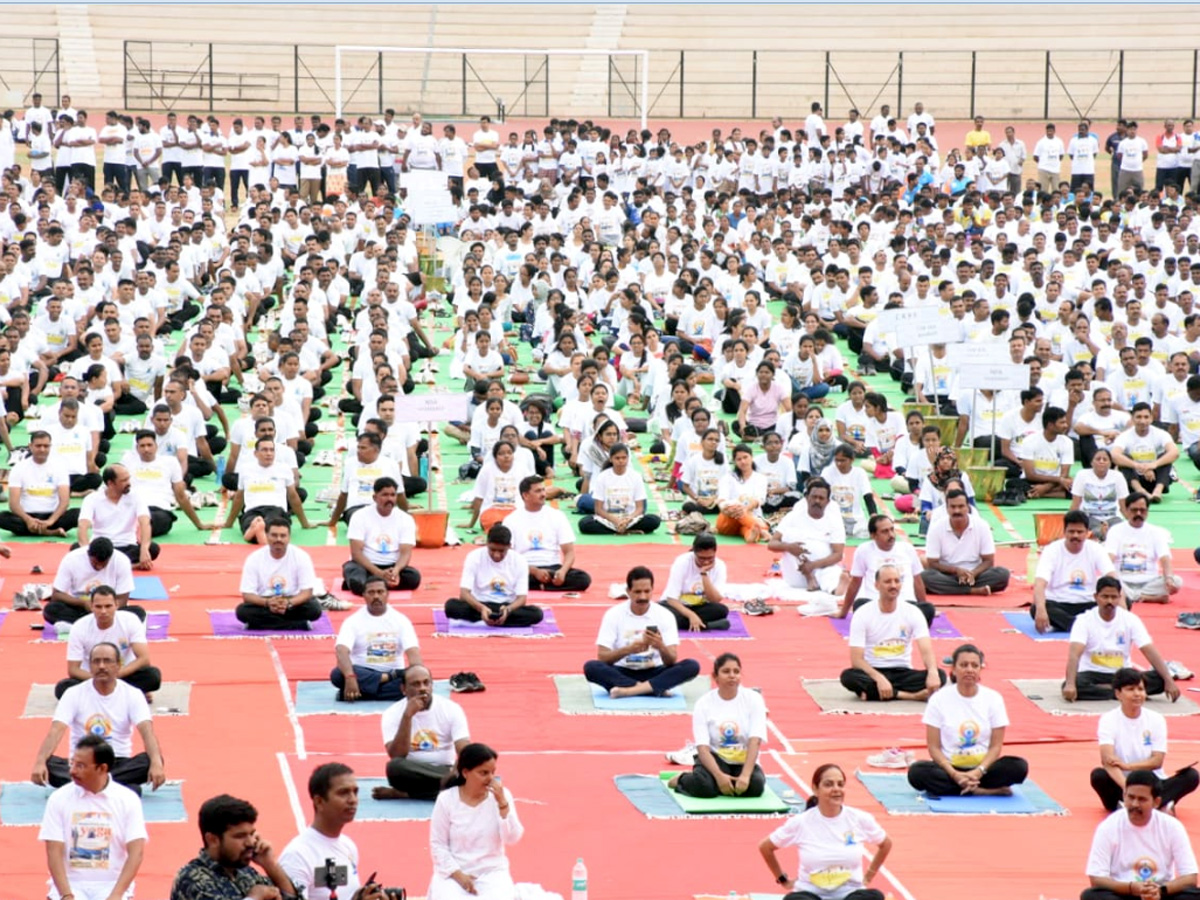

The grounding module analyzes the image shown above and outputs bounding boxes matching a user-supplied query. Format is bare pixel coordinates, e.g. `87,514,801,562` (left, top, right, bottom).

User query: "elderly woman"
907,643,1029,797
428,743,523,900
669,652,767,798
759,763,892,900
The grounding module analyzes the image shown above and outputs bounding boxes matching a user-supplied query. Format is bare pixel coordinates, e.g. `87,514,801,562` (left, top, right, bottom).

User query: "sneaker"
743,598,775,616
11,591,27,610
464,672,486,692
666,741,698,766
1167,660,1195,681
318,593,353,612
25,590,43,611
1176,612,1200,630
449,672,472,693
866,748,916,769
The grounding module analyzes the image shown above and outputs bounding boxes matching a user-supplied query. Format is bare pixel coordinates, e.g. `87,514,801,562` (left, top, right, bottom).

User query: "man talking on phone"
280,763,402,900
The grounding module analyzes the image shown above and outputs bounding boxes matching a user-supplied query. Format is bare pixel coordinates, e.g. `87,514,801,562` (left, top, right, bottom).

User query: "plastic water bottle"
215,455,226,486
1025,543,1040,584
571,858,587,900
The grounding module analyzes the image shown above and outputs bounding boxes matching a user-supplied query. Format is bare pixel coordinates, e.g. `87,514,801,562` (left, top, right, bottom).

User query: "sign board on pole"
402,170,457,225
945,342,995,364
394,392,471,424
958,363,1031,391
888,307,961,348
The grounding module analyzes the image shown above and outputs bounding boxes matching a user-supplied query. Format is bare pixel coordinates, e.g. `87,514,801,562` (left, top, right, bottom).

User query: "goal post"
334,45,650,129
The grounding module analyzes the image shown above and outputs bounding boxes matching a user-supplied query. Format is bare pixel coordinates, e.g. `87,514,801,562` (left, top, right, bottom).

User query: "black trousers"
234,596,323,630
69,472,102,493
55,666,162,699
527,565,591,592
676,755,765,798
840,666,946,701
1090,766,1199,812
920,567,1011,595
0,509,80,535
444,598,543,627
230,169,249,206
1083,890,1200,900
43,600,146,625
907,756,1029,795
660,599,730,630
1074,668,1166,701
341,560,422,595
148,507,177,537
1031,600,1094,634
786,892,882,900
385,757,451,800
49,752,149,789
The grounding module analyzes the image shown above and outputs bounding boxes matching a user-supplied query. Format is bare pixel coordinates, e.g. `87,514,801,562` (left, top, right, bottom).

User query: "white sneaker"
318,593,353,611
665,741,697,766
11,591,28,610
866,748,915,769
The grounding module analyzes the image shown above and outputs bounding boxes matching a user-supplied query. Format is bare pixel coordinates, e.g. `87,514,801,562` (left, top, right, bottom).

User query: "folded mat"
208,610,334,638
131,575,169,601
1001,611,1070,641
22,681,192,718
614,772,796,818
432,608,563,637
293,679,450,715
855,770,1065,815
1012,678,1199,716
553,673,708,715
802,678,929,715
0,780,187,825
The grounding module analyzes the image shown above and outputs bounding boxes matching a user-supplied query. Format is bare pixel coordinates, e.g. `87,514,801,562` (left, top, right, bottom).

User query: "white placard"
403,170,457,224
958,363,1031,391
945,342,995,364
890,307,961,347
394,392,471,423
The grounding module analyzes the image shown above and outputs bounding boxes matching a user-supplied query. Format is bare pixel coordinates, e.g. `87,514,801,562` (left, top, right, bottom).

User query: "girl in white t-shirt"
759,763,891,900
716,443,770,543
578,443,661,535
1069,447,1130,539
907,643,1030,797
466,440,523,534
679,427,726,515
821,445,877,539
863,391,905,480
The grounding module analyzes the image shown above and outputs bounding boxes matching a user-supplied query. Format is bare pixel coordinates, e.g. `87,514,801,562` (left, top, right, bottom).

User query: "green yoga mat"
657,771,791,814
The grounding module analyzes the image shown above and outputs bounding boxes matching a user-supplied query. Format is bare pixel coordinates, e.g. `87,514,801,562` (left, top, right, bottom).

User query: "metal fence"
0,38,59,107
120,41,1200,122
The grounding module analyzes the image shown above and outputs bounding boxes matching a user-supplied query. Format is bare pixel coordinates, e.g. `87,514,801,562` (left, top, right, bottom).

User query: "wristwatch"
777,873,789,885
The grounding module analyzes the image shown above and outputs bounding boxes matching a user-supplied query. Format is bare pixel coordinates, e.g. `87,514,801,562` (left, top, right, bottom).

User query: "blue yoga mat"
856,771,1064,815
614,773,797,818
591,683,686,711
0,781,187,825
293,680,450,715
131,576,169,601
1002,611,1071,641
352,777,435,821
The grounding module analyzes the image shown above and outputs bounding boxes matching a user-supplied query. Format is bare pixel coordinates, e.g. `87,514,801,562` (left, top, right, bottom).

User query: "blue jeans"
330,664,404,701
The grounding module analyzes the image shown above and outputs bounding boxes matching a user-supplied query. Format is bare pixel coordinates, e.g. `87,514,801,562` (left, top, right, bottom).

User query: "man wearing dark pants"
503,475,592,593
31,642,167,792
920,489,1011,597
1031,510,1117,633
840,565,945,702
46,538,145,624
54,586,162,699
235,517,322,631
444,524,544,628
583,565,701,699
330,576,422,702
342,477,422,595
659,533,730,631
373,665,471,801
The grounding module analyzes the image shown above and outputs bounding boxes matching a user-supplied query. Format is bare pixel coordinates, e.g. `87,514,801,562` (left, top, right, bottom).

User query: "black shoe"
464,671,486,692
449,672,472,693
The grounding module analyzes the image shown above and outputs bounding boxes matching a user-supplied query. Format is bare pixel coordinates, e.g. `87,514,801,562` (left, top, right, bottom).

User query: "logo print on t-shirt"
1133,857,1159,883
84,713,113,739
412,729,440,752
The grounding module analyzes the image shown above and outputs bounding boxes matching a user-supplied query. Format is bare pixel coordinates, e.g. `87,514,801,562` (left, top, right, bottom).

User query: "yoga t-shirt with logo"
240,544,317,599
768,804,887,898
346,505,416,566
459,545,529,605
38,778,147,899
848,541,922,603
1104,521,1171,582
661,550,728,608
691,686,767,764
1098,705,1168,777
502,506,575,568
1070,607,1153,674
54,678,151,757
67,610,146,670
1086,808,1196,884
848,600,928,670
336,607,418,671
922,684,1009,769
594,600,678,670
1035,539,1116,604
776,506,846,589
380,696,469,766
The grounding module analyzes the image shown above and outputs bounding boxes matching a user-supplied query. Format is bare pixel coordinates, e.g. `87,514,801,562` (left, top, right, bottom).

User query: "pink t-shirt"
744,380,786,428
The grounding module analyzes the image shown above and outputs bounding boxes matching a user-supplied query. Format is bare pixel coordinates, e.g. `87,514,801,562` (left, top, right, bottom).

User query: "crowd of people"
3,90,1200,900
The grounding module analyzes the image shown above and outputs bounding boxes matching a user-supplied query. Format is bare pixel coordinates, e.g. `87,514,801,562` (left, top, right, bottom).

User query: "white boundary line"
276,751,307,834
268,639,307,760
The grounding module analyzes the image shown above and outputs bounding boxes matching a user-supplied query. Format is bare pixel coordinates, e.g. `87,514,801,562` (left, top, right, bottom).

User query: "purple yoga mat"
686,609,752,639
208,609,334,637
829,611,962,640
433,607,562,637
42,612,171,642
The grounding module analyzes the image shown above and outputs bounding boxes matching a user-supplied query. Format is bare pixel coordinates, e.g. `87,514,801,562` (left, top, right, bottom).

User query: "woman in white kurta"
428,743,524,900
758,763,892,900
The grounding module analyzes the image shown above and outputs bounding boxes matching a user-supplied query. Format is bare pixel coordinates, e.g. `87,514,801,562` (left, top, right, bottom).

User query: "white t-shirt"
346,505,416,566
848,599,929,670
849,541,923,603
924,514,995,569
54,678,151,757
590,467,647,517
1071,468,1129,519
1018,431,1074,478
11,456,71,513
661,550,728,607
78,491,148,547
335,606,418,670
39,779,148,900
776,506,846,588
1070,606,1154,675
379,696,470,766
239,544,316,598
923,684,1009,769
1098,705,1168,777
821,464,873,531
691,686,767,763
1035,539,1116,604
458,546,528,603
501,505,575,568
238,460,294,511
279,827,361,900
66,610,146,670
1105,521,1171,583
339,455,402,510
53,546,135,600
768,805,887,899
594,600,679,670
1085,809,1196,884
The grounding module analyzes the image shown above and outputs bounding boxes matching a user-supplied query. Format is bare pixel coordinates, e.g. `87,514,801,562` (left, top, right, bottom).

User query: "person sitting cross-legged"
342,476,422,595
1104,493,1182,605
920,489,1011,597
444,523,544,627
1032,509,1118,634
502,475,592,592
659,533,731,632
45,537,146,625
839,564,946,702
331,576,422,702
1063,575,1180,703
583,565,701,699
76,464,160,570
373,665,471,801
55,585,162,699
235,516,323,631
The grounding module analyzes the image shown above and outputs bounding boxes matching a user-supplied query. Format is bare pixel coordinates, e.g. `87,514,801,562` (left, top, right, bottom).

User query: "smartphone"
645,625,660,635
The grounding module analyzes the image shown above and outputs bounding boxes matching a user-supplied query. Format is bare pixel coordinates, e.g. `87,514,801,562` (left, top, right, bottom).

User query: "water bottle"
571,857,587,900
215,455,226,486
1025,543,1040,585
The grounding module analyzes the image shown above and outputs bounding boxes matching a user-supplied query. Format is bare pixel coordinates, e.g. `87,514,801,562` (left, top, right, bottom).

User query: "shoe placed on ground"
464,672,486,692
449,672,473,693
1167,660,1195,681
11,591,28,610
743,598,775,616
53,620,71,638
25,590,44,611
666,741,698,766
318,593,353,612
1176,612,1200,630
866,747,916,769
